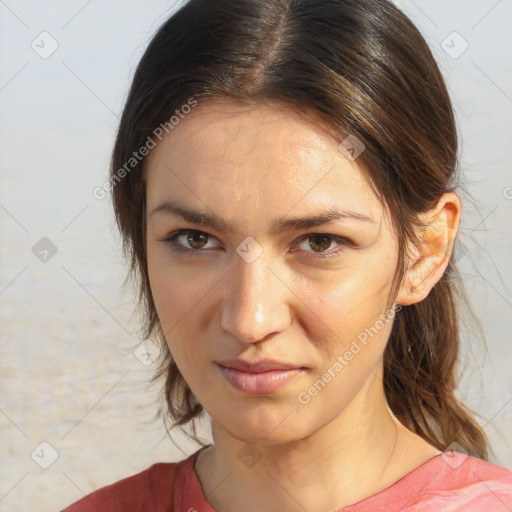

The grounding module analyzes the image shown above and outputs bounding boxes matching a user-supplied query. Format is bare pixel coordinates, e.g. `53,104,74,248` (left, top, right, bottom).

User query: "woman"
63,0,512,510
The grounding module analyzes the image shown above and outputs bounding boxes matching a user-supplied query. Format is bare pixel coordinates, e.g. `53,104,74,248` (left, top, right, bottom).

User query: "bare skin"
195,389,442,511
144,99,459,512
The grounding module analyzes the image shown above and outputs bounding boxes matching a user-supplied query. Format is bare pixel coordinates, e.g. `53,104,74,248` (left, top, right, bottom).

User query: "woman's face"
145,100,401,444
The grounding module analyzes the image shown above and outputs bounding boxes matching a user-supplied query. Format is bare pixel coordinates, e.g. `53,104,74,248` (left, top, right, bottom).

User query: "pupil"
310,235,330,252
188,232,207,249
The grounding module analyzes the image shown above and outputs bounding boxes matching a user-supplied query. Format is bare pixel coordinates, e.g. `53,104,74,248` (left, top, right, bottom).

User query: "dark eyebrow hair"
149,200,375,234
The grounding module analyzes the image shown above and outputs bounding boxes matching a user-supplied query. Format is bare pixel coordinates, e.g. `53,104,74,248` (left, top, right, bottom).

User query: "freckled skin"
144,100,458,512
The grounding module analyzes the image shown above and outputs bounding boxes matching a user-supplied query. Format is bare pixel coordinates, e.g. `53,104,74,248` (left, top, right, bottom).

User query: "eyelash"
161,229,354,259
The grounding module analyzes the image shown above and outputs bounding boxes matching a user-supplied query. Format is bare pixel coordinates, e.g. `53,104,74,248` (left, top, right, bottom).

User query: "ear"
396,192,461,306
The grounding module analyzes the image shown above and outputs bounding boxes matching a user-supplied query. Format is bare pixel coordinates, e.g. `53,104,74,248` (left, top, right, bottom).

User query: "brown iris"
308,235,331,253
187,232,209,249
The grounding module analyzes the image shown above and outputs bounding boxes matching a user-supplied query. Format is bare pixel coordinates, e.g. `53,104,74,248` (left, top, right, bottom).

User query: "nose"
220,254,293,344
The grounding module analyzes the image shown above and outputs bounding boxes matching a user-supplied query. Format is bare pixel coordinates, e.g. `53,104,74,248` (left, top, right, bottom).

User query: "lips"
217,358,304,373
215,358,307,395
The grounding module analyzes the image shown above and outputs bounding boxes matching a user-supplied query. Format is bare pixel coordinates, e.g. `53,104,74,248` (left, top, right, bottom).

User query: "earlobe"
396,192,461,306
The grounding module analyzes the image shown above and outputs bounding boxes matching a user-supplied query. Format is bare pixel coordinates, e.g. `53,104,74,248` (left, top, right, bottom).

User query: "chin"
210,402,311,446
225,425,303,446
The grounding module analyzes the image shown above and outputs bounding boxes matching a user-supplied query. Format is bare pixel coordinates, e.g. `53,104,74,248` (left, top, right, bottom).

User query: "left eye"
293,234,350,257
162,230,352,258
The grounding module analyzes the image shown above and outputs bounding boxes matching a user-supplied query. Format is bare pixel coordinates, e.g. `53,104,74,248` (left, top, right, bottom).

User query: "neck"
195,374,436,512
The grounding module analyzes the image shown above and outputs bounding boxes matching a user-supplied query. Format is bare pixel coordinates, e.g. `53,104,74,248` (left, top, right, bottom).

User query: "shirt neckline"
337,452,445,510
177,444,446,511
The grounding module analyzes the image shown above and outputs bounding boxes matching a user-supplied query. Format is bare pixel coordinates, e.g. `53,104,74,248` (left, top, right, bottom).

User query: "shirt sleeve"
60,462,178,512
342,453,512,512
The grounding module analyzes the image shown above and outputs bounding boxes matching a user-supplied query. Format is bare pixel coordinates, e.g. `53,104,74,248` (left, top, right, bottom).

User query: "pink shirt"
62,445,512,511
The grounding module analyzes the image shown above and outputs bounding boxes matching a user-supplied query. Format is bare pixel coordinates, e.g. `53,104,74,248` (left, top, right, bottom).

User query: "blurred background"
0,1,511,510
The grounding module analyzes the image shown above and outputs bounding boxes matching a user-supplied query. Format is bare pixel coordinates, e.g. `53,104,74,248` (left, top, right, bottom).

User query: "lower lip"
216,364,306,395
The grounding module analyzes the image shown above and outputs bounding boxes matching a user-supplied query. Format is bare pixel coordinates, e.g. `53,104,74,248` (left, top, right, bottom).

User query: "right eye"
161,229,222,255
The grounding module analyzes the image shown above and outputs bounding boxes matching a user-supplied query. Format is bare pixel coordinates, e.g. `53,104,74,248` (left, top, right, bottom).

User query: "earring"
409,285,418,294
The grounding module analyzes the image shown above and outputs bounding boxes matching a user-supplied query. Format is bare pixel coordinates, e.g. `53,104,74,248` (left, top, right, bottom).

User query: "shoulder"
414,452,512,510
61,462,179,512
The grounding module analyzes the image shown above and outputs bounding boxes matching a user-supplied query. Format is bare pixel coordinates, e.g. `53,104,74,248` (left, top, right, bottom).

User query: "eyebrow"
150,200,375,234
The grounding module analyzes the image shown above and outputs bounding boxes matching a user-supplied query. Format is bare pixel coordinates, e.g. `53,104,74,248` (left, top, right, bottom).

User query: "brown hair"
111,0,489,458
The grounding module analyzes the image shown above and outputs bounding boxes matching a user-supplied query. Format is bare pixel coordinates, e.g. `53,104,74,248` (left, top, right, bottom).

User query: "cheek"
147,242,204,324
296,280,396,418
297,261,396,354
147,247,189,342
146,246,219,374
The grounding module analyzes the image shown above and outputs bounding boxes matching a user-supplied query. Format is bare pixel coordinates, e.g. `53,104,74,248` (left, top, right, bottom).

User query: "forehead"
146,100,339,171
144,100,387,229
